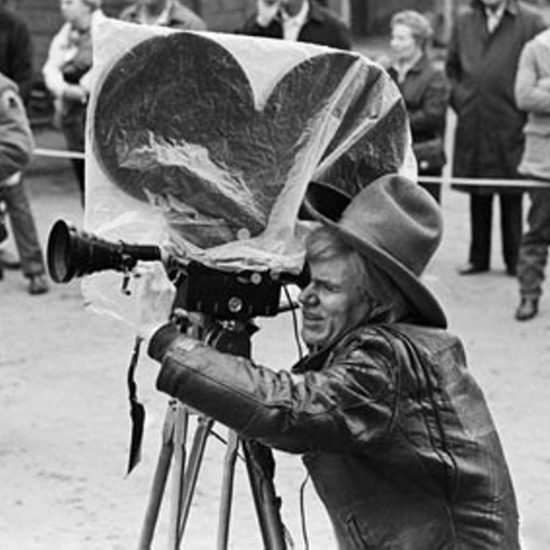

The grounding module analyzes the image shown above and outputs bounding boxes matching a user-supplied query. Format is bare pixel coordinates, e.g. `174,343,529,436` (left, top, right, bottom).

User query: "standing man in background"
0,1,32,103
119,0,206,30
238,0,351,50
514,27,550,321
446,0,546,276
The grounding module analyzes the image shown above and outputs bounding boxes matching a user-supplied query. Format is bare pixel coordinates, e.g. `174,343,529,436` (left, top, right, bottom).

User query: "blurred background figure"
42,0,106,206
386,9,449,204
119,0,206,30
0,0,34,270
238,0,351,50
0,70,48,294
514,27,550,321
446,0,546,276
0,0,32,103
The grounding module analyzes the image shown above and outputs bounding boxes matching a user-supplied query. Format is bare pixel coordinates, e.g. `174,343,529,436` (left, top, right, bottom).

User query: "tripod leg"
138,401,177,550
216,430,239,550
168,405,189,550
176,415,214,544
243,441,287,550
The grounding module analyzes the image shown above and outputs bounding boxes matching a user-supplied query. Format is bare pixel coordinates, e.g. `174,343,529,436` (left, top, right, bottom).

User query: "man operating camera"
142,174,520,549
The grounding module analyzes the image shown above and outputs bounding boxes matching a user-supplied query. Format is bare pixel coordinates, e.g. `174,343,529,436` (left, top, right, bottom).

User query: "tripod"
137,318,289,550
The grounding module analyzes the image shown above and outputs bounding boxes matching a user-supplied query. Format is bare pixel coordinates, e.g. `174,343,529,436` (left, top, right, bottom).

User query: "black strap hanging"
126,336,146,475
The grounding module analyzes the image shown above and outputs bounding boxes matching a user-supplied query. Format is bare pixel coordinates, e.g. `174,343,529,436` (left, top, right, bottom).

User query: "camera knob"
228,296,244,313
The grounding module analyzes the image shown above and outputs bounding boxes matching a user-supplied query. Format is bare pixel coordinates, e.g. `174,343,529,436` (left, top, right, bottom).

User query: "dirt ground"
1,127,550,550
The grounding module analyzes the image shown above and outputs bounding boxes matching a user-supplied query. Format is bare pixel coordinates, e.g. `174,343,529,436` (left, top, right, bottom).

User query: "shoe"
515,297,538,321
28,274,49,295
458,263,489,275
0,248,21,270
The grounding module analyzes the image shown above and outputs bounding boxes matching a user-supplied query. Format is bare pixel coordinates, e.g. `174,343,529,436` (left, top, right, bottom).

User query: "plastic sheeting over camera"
83,18,415,323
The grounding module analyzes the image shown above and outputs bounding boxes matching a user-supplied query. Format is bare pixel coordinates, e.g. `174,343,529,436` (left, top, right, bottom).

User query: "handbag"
413,137,446,171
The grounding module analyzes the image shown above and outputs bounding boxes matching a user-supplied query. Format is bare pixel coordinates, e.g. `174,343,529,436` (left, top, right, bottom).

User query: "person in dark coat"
387,10,450,203
0,4,32,103
446,0,546,275
139,175,520,549
238,0,351,50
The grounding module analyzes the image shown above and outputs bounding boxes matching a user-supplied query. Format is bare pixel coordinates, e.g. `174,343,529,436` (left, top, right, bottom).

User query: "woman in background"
387,10,449,203
43,0,105,205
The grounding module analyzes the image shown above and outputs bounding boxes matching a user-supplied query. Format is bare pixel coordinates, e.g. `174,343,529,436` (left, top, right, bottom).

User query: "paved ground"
1,110,550,550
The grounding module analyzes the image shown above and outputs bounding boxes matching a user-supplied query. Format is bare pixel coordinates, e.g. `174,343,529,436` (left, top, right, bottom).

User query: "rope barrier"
34,148,85,160
419,175,550,190
32,148,550,190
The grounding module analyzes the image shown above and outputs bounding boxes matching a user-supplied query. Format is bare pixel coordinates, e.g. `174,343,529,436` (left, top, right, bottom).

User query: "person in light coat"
42,0,106,204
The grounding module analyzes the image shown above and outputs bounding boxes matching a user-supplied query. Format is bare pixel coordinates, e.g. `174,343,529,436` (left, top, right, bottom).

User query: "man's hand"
256,0,280,27
133,262,176,341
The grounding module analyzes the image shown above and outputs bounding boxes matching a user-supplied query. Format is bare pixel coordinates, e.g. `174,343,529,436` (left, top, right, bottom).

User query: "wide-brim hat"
302,174,447,328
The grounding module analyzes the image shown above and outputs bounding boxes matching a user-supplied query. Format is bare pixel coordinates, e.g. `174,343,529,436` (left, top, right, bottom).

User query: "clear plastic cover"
82,18,416,326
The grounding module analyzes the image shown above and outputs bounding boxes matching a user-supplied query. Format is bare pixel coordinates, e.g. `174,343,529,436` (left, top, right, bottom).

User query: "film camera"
45,181,350,318
46,219,310,321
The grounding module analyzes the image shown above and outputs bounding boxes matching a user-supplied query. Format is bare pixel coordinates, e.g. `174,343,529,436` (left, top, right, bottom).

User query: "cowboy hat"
302,174,447,328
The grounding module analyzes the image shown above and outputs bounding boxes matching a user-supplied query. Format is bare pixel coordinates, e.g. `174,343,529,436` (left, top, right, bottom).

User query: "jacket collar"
471,0,518,16
291,344,333,374
390,52,429,78
409,53,430,74
308,0,330,23
290,323,374,374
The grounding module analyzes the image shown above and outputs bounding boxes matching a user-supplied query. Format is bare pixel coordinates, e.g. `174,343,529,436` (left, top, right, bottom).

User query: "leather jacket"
149,322,519,549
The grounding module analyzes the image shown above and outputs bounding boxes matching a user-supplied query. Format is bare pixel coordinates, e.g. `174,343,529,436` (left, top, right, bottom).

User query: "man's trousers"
517,188,550,299
468,192,523,272
0,179,45,277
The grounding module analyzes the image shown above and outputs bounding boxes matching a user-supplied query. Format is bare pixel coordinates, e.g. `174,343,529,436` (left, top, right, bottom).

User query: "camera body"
47,219,307,320
173,262,282,320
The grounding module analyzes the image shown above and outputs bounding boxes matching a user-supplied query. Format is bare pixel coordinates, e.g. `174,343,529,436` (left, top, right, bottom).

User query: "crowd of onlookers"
1,0,550,322
381,1,550,322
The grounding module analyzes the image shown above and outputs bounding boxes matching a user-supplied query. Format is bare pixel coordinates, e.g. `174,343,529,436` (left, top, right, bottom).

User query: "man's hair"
391,10,434,51
305,225,412,323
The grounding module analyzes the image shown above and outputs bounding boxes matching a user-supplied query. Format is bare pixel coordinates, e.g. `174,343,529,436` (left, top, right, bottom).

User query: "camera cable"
283,285,304,360
126,336,146,475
